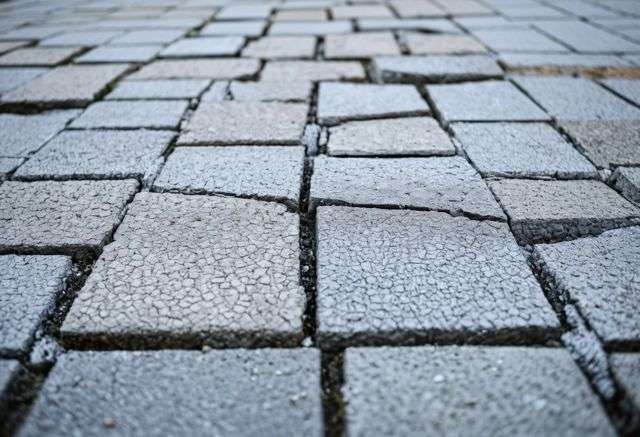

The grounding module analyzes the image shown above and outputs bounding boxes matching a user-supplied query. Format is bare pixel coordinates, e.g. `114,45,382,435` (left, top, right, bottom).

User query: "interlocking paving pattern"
0,0,639,435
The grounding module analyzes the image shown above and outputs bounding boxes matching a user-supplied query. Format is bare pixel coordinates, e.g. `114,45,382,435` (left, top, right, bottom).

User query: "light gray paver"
0,110,78,157
61,193,305,347
109,29,185,45
216,4,272,20
75,45,161,63
70,100,188,129
0,255,72,354
343,346,615,436
200,20,266,36
106,79,210,99
242,35,316,59
358,18,459,32
473,28,569,52
372,55,502,83
533,20,640,53
129,58,260,79
229,81,311,102
0,157,22,176
332,4,393,19
0,68,47,94
324,32,400,59
0,360,20,407
0,41,29,55
599,78,640,106
273,9,326,21
316,207,557,346
499,53,634,72
40,30,123,47
405,33,487,54
390,0,446,17
19,349,322,437
269,21,352,36
260,60,366,82
0,47,83,66
610,353,640,407
613,167,640,204
160,37,245,57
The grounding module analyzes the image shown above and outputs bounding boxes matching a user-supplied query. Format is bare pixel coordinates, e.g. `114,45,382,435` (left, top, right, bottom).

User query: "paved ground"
0,0,639,435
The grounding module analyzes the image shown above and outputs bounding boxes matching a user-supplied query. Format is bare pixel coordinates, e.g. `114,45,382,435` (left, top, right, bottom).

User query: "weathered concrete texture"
324,32,400,59
129,58,260,79
106,79,210,100
269,21,352,35
451,122,597,179
19,349,323,437
70,100,188,129
317,83,428,125
0,157,22,176
75,45,162,63
610,353,640,408
0,68,47,94
242,36,316,59
153,146,304,205
405,33,487,54
373,55,502,83
61,193,304,347
428,80,550,122
0,47,82,66
311,156,505,219
613,167,640,204
316,207,557,347
489,179,640,244
474,28,569,52
229,81,311,102
260,60,366,82
160,37,245,58
533,20,640,53
599,78,640,106
0,180,138,254
343,346,615,436
0,110,78,157
0,255,72,354
178,101,307,145
0,64,129,107
200,81,229,102
15,130,173,181
200,20,266,36
327,117,455,156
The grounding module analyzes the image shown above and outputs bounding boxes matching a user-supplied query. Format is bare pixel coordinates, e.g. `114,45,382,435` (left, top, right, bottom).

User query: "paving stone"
610,353,640,407
274,9,327,21
0,25,67,41
130,58,260,79
405,33,487,54
324,32,400,59
428,80,550,122
0,64,130,108
455,15,524,29
390,0,447,18
599,78,640,106
358,18,459,32
109,29,185,45
261,60,365,82
473,28,569,52
0,157,22,176
499,53,634,73
242,36,316,59
332,5,393,19
0,255,72,354
0,47,83,66
269,21,353,36
216,4,272,20
311,156,505,219
154,146,304,204
373,55,502,83
106,79,210,99
613,167,640,204
316,207,556,346
558,120,640,168
451,122,597,179
40,30,123,47
160,36,244,57
75,44,161,63
200,80,229,102
15,130,173,181
434,0,493,15
342,346,614,436
61,193,305,347
179,101,307,145
0,180,138,254
327,117,455,156
317,83,428,125
0,68,47,94
0,40,29,55
19,349,322,436
488,179,640,243
533,20,640,53
70,100,187,130
200,20,266,36
514,76,640,121
229,81,311,102
0,110,78,157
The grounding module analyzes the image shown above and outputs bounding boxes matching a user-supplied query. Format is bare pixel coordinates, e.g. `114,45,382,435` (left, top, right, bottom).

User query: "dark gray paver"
533,20,640,53
343,346,614,436
15,130,173,181
534,226,640,347
317,83,428,125
19,349,322,437
130,58,260,79
0,68,47,94
311,156,505,219
153,146,304,204
70,100,188,129
428,80,550,122
451,122,597,179
106,79,210,100
40,30,123,46
0,360,20,408
75,45,161,63
229,81,312,102
200,20,266,36
0,157,22,176
0,255,72,354
0,110,78,157
0,180,138,253
327,117,455,156
473,28,569,52
0,47,83,66
372,55,502,83
599,78,640,106
358,18,459,32
260,60,366,81
178,101,307,145
109,29,185,45
405,33,487,54
610,353,640,407
316,207,557,346
61,193,304,347
242,36,316,59
324,32,400,59
613,167,640,204
160,37,245,57
269,21,352,35
488,179,640,244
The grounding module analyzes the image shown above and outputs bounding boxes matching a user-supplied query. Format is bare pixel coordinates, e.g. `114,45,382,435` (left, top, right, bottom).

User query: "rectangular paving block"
75,45,162,63
242,36,316,59
229,81,311,102
153,146,304,205
40,30,123,46
473,28,569,52
109,29,185,45
0,255,72,354
260,60,366,82
273,9,327,21
19,349,322,436
533,20,640,53
372,55,503,83
0,68,47,94
316,207,557,347
332,5,393,19
534,226,640,348
0,47,83,66
311,156,505,219
499,53,634,74
599,78,640,107
358,18,459,33
216,4,272,19
488,179,640,244
200,20,266,36
70,100,188,129
390,0,447,17
0,180,138,254
160,36,245,57
178,101,307,145
269,21,352,36
610,353,640,408
613,167,640,204
0,157,22,176
0,41,29,55
0,110,78,157
0,360,20,411
130,58,260,79
343,346,614,436
435,0,493,15
61,193,305,348
324,32,400,59
451,122,597,179
106,79,210,100
405,33,487,54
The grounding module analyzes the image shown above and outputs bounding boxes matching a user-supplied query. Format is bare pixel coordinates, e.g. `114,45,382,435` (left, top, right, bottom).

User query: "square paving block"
324,32,400,59
260,60,365,81
474,28,569,52
0,110,79,157
242,36,316,59
75,45,162,63
405,33,487,54
70,100,188,129
0,68,47,94
160,37,245,57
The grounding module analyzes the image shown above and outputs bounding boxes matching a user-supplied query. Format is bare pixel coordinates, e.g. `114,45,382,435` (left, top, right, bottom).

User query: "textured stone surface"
599,78,640,106
613,167,640,204
0,255,72,354
373,55,502,83
610,353,640,407
533,20,640,53
311,156,505,219
154,146,304,205
316,207,557,346
451,122,597,178
405,33,487,54
62,193,304,347
489,179,640,244
332,4,393,19
130,59,260,79
343,346,615,436
260,60,365,82
0,41,29,55
70,100,188,129
242,36,316,59
20,349,322,436
474,28,569,52
0,157,22,176
0,180,138,253
0,110,78,157
75,45,161,63
499,53,634,72
40,30,123,46
109,29,185,45
0,47,82,66
0,68,47,94
200,20,266,37
160,37,245,57
325,32,399,59
358,18,459,32
216,4,272,20
269,21,352,36
106,79,210,100
229,81,311,102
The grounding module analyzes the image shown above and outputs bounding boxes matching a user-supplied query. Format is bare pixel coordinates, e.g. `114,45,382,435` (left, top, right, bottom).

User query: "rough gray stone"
70,100,188,129
316,207,557,346
325,32,400,59
436,0,493,15
269,21,352,35
610,353,640,407
473,28,569,52
153,146,304,205
451,122,597,178
0,157,22,176
499,53,634,73
178,101,307,145
405,33,487,54
317,83,428,125
200,20,266,36
0,110,78,157
75,45,162,63
0,255,72,354
106,79,210,100
242,36,316,59
19,349,323,437
390,0,447,18
129,59,260,79
343,346,615,436
332,4,393,18
599,78,640,106
358,18,459,32
229,81,311,102
274,9,326,21
0,68,47,94
109,29,185,45
327,117,455,156
200,81,229,102
0,47,83,66
533,20,640,53
61,193,305,347
216,4,272,20
0,360,20,407
260,60,365,82
40,30,123,46
373,55,502,83
613,167,640,204
488,179,640,244
160,37,245,58
0,41,29,55
0,180,138,254
311,156,505,219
